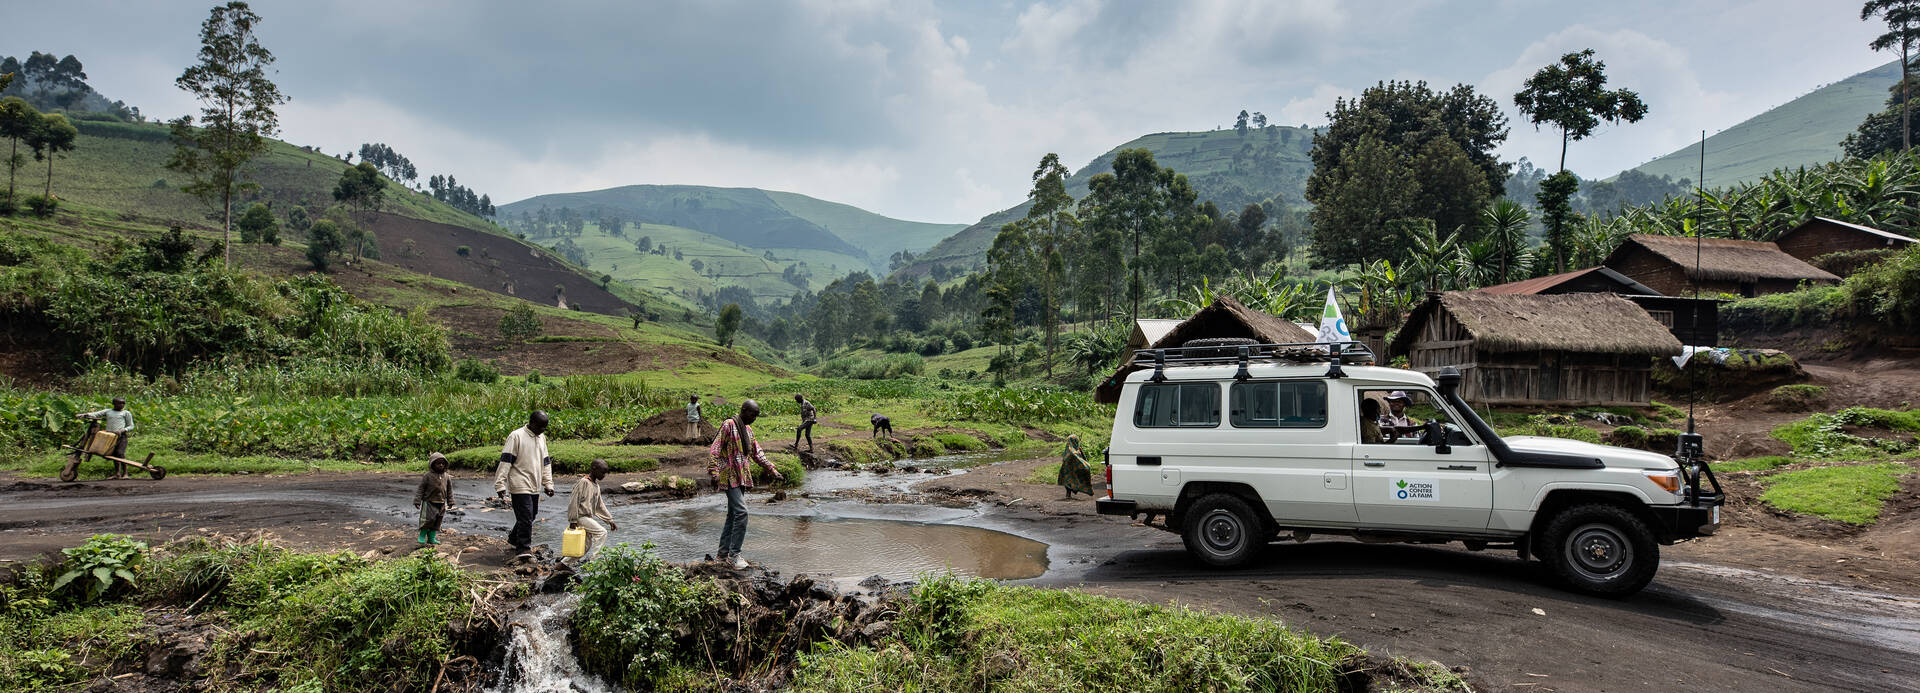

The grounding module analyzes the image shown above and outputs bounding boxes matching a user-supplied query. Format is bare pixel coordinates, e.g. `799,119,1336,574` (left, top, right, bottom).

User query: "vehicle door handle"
1137,456,1161,466
1437,465,1477,471
1363,461,1386,468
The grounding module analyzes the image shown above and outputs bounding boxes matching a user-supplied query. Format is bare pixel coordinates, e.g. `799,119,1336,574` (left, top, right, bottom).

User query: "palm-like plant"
1478,200,1532,284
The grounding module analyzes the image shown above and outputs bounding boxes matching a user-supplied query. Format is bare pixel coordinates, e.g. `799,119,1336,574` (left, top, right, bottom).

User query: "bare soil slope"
365,213,636,316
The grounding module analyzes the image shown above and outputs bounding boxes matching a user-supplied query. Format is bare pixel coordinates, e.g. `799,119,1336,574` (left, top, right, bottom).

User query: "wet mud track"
4,469,1917,692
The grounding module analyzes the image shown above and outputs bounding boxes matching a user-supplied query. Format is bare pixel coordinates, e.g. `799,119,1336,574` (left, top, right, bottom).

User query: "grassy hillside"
1623,60,1899,186
900,126,1316,279
759,190,965,266
532,221,864,305
50,120,497,234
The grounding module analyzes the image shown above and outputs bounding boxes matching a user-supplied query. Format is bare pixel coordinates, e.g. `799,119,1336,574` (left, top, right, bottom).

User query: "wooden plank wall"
1408,308,1656,406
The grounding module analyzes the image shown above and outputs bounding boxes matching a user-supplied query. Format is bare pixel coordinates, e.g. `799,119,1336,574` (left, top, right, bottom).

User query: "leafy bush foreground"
1,536,489,691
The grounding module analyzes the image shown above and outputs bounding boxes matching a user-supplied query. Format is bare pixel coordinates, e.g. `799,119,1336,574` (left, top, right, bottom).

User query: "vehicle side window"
1229,381,1327,428
1133,383,1221,428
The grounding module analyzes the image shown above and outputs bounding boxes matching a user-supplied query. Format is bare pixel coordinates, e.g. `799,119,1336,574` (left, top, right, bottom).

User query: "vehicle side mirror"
1428,421,1451,455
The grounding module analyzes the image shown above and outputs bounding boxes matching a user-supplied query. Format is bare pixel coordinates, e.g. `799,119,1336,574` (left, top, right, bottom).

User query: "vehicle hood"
1503,436,1677,469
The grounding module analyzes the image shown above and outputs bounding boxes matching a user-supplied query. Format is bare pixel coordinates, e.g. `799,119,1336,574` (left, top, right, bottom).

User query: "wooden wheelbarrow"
58,420,165,482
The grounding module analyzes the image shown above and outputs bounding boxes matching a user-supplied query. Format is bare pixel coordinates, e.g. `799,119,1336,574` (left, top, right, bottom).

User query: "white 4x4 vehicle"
1097,341,1723,597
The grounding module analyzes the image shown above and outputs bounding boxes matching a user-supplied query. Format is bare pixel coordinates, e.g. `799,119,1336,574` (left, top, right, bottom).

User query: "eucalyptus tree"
166,1,289,267
1863,0,1920,151
28,112,76,199
1514,49,1646,272
0,97,39,207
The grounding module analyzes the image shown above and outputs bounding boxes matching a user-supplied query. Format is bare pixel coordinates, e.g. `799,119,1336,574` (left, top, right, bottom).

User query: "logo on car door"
1393,478,1439,501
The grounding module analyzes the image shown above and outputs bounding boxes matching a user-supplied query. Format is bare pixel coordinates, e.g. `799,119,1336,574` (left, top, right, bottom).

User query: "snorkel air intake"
1434,366,1603,469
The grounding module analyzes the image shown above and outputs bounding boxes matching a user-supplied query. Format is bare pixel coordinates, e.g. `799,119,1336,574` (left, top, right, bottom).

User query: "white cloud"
1273,84,1354,128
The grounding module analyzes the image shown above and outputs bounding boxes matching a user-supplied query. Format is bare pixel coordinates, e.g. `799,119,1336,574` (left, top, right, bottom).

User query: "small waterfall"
488,593,616,693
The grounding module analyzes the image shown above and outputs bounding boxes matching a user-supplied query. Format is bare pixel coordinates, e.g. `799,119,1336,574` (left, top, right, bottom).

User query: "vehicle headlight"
1644,470,1682,495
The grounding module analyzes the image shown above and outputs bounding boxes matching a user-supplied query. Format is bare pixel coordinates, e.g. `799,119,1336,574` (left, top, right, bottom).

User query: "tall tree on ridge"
1864,0,1920,151
0,97,37,206
1512,49,1648,172
166,1,288,267
1514,49,1645,271
28,112,76,199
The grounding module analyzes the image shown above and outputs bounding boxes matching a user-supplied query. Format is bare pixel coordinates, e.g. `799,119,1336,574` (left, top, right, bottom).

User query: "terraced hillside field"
535,221,867,306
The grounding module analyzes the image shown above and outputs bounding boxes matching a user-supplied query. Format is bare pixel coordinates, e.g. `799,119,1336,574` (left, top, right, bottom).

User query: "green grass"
1768,384,1830,411
55,120,497,234
1025,462,1062,485
791,575,1360,692
1772,407,1920,460
1496,415,1602,444
1758,462,1913,525
1715,455,1797,473
1625,59,1898,184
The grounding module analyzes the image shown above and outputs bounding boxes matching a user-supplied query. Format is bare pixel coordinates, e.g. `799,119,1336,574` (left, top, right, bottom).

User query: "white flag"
1316,286,1350,345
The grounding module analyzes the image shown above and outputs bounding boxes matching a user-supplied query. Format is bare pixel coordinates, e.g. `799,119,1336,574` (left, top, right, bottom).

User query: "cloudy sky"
4,0,1894,223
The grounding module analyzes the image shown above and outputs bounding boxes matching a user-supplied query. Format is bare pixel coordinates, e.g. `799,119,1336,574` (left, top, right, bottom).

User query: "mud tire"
60,453,81,482
1540,503,1659,597
1182,493,1262,568
149,466,166,481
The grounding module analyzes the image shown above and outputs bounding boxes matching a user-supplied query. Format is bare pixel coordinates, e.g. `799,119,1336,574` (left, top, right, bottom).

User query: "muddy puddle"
610,508,1047,580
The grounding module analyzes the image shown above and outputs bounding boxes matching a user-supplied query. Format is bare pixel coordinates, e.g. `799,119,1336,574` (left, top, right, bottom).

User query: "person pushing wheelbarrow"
77,398,135,480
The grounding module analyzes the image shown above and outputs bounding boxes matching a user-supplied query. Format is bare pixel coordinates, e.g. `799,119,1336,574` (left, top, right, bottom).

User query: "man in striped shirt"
708,399,783,570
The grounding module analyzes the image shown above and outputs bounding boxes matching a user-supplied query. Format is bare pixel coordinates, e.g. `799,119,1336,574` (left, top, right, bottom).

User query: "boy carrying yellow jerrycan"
564,460,617,561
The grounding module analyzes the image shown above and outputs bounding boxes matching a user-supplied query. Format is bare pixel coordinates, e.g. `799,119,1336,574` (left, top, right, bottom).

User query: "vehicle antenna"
1688,129,1704,436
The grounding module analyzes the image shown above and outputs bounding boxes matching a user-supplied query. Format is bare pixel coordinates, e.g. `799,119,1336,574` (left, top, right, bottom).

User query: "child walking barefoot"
415,452,455,548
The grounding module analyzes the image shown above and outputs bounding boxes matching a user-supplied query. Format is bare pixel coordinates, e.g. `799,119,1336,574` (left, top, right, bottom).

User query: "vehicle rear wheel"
1540,503,1659,597
59,453,81,482
1182,493,1263,568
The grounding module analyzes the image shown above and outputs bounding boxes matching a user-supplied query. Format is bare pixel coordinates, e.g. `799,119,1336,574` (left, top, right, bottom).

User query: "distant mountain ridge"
498,185,963,277
898,125,1318,279
1620,59,1900,186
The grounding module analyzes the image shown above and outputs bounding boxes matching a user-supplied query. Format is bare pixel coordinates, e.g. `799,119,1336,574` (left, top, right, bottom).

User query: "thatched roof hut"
1095,296,1318,403
1392,292,1681,406
1602,234,1838,297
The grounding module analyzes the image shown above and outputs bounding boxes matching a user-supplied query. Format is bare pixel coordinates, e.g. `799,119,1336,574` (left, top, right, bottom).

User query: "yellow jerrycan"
561,526,587,558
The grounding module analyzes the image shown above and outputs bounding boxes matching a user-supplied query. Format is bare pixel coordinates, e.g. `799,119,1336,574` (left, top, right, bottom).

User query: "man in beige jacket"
494,411,556,553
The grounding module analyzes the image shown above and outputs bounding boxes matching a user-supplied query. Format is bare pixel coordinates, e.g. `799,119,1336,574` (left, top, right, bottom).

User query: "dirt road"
4,463,1917,692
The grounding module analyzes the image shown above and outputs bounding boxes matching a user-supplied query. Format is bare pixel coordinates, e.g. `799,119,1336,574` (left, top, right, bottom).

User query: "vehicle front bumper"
1096,498,1137,516
1650,497,1722,540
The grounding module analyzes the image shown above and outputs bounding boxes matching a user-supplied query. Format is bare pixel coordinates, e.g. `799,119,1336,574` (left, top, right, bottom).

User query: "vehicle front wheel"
1540,504,1659,597
1182,493,1263,568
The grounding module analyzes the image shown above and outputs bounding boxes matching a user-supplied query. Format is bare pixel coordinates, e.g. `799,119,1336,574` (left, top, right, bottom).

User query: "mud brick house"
1095,296,1316,404
1475,266,1720,346
1773,217,1914,274
1602,234,1838,298
1391,292,1682,407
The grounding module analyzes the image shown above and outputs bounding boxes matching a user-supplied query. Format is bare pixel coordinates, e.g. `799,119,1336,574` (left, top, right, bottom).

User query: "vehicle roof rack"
1134,341,1376,383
